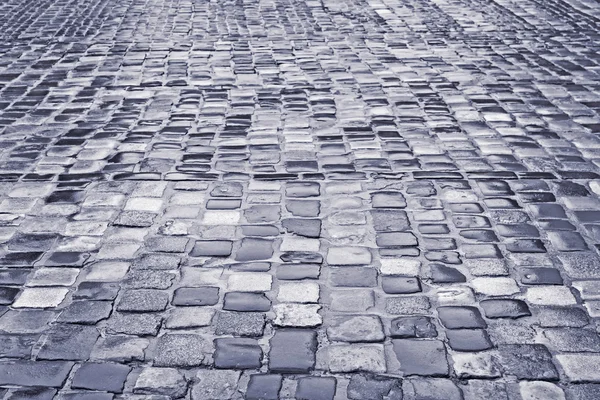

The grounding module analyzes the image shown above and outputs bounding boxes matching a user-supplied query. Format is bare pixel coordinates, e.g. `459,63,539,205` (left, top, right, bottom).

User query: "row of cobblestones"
1,0,600,398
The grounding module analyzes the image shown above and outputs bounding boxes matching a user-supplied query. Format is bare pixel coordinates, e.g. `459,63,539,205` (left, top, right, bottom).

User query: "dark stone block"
224,292,271,312
269,329,316,373
392,339,449,376
437,306,486,329
214,338,262,369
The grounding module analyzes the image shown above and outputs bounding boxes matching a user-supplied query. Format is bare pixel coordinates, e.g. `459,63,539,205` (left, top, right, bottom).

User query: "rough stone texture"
0,0,599,394
134,367,188,398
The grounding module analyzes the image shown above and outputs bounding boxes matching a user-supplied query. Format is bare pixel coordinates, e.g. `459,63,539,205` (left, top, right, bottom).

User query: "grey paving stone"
215,311,265,337
0,361,73,387
172,287,219,306
191,370,241,400
153,334,208,367
116,289,169,312
134,367,188,398
296,377,336,400
71,362,131,393
37,325,99,361
91,335,149,362
4,387,56,400
245,374,282,400
106,313,162,336
214,338,262,369
392,340,449,376
269,329,316,373
347,375,401,400
497,344,559,380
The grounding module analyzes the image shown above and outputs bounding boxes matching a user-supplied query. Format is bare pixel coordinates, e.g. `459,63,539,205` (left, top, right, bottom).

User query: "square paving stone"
380,258,421,276
37,325,99,361
214,338,262,369
278,282,320,303
56,301,112,324
0,334,38,358
0,361,73,387
5,387,56,400
153,334,208,367
106,313,162,336
165,307,215,329
376,232,418,247
326,344,387,373
0,287,20,305
282,219,322,238
392,340,449,376
404,378,462,400
91,335,149,362
72,362,131,393
190,240,233,257
329,267,376,287
191,370,241,400
215,311,265,337
346,375,402,400
557,354,600,382
223,292,271,312
227,272,272,292
269,329,317,373
446,329,493,352
296,377,337,400
497,344,559,380
245,374,282,400
327,247,372,265
134,367,187,398
480,299,531,319
437,306,487,329
12,288,68,308
385,296,431,315
327,315,384,342
172,287,219,306
116,289,169,312
0,310,55,333
390,316,438,339
382,276,421,294
286,182,320,197
235,238,275,261
330,290,374,312
277,264,321,280
543,328,600,352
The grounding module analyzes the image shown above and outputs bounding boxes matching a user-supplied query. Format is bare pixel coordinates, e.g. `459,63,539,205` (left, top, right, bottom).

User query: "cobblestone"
0,0,600,396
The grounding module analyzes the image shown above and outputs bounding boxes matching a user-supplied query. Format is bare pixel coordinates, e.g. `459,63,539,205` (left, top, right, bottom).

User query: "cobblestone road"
0,0,600,398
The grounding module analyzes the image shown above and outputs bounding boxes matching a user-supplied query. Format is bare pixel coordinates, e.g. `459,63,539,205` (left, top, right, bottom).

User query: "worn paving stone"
392,339,450,376
134,367,187,398
214,338,262,369
214,311,265,337
347,375,401,400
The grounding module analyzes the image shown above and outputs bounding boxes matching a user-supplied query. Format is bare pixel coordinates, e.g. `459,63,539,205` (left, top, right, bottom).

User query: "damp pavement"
0,0,600,398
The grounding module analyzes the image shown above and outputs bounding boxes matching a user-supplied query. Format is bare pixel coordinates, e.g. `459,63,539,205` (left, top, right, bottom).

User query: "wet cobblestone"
1,0,600,398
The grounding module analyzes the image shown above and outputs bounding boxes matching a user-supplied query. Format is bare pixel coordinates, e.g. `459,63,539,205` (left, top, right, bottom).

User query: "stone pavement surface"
0,0,600,398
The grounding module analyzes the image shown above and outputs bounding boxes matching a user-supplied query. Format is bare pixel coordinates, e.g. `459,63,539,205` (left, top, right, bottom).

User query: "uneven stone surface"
0,0,600,396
